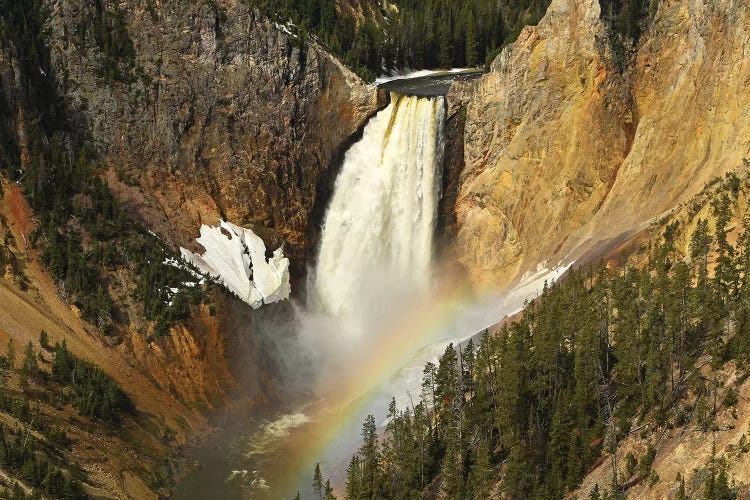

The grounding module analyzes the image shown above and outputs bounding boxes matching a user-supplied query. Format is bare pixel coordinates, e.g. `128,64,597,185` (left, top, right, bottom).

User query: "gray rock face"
47,0,380,277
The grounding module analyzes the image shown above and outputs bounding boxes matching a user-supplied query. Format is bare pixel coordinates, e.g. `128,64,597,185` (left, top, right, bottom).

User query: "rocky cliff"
41,0,382,434
451,0,750,290
49,0,380,278
37,0,381,414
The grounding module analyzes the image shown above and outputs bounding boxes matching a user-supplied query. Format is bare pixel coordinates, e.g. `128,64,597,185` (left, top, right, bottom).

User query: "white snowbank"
180,221,291,309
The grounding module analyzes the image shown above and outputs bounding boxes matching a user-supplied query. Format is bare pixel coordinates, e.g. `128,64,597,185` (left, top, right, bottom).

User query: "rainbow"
272,280,494,496
267,261,572,497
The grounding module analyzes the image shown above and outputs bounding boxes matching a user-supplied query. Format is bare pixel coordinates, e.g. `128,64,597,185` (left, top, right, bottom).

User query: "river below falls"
173,413,312,499
173,395,387,499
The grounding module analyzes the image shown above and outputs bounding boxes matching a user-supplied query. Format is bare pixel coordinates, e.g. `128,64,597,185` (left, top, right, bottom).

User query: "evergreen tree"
338,176,750,498
359,415,380,498
676,473,687,500
467,436,492,499
345,454,361,499
20,341,38,392
6,339,15,371
441,433,464,497
713,194,736,303
324,478,335,500
691,218,711,305
21,341,37,379
39,330,49,351
313,462,323,500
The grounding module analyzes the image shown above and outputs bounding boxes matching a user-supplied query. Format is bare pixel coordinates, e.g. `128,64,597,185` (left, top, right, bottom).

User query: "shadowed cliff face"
47,0,379,279
451,0,750,289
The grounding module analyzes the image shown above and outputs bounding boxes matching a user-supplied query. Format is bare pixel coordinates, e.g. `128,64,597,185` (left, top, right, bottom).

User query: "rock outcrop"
48,0,380,278
452,0,750,289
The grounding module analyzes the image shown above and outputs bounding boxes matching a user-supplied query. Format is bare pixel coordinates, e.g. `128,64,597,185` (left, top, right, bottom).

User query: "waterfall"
309,93,445,333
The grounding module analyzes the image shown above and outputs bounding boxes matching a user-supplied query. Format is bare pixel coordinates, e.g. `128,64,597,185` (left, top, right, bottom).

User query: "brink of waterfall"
309,93,446,332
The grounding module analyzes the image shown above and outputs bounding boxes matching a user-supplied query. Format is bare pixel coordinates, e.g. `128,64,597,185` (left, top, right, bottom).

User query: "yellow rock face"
453,0,750,290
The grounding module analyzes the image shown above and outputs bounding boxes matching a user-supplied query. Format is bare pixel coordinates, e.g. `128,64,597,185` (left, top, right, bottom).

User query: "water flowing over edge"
308,93,446,339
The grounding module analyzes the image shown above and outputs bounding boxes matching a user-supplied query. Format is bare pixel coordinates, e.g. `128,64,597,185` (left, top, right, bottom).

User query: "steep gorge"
47,0,381,277
1,0,750,496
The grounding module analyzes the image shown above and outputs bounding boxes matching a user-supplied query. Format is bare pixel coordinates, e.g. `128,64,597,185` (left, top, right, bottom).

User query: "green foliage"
722,389,738,408
0,422,86,498
638,445,656,479
624,451,637,478
128,234,207,336
247,0,552,80
38,331,49,351
313,462,323,499
324,479,335,500
51,341,132,423
5,340,15,372
74,1,137,85
0,384,83,498
704,452,734,500
344,175,750,498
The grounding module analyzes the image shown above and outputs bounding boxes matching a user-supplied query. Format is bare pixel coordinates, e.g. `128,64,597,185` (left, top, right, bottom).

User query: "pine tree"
20,341,37,391
359,414,380,498
39,330,49,351
435,343,460,438
313,462,323,499
676,473,687,500
335,178,750,498
464,13,479,67
691,218,711,305
6,339,15,371
345,454,361,499
467,436,492,499
713,195,736,300
21,341,37,378
324,478,335,499
442,436,464,496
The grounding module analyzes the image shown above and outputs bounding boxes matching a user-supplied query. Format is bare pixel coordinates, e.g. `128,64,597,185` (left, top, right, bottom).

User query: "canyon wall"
451,0,750,289
30,0,380,414
49,0,380,275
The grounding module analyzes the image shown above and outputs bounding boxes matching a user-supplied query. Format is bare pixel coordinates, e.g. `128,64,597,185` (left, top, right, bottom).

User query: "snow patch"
273,21,296,38
180,221,291,309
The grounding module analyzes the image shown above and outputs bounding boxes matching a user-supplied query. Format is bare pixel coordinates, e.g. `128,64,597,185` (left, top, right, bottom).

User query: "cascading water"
309,93,446,335
175,90,449,500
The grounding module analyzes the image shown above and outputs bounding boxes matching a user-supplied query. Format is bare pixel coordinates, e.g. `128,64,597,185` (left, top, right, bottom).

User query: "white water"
309,94,445,337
